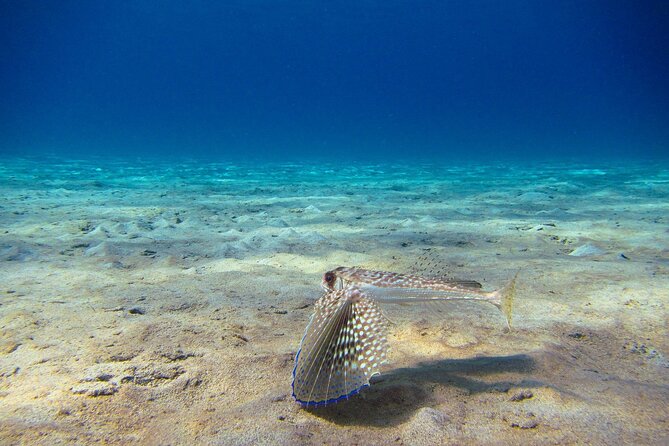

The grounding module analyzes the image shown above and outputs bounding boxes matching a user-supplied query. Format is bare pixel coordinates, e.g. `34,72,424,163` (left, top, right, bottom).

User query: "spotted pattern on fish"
322,266,516,330
292,286,388,406
323,266,482,291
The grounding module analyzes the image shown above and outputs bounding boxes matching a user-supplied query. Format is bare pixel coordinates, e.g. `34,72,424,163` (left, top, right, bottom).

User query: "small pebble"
510,390,534,402
128,307,145,315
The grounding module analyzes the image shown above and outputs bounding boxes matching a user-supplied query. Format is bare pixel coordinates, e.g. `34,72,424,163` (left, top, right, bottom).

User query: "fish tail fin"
490,271,518,329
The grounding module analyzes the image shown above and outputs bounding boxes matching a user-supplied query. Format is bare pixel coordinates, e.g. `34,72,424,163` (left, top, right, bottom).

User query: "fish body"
293,267,517,406
323,267,516,328
323,266,483,291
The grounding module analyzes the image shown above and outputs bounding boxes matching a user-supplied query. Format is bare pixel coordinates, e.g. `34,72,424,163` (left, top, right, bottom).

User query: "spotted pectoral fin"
292,288,388,406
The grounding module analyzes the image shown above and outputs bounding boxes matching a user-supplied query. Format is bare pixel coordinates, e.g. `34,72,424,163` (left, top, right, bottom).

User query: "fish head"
321,270,338,290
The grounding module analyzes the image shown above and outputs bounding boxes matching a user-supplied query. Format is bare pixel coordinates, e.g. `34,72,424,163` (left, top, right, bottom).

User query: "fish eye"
324,272,335,284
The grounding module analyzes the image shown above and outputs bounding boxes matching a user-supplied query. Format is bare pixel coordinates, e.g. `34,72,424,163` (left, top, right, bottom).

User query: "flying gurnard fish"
291,267,517,406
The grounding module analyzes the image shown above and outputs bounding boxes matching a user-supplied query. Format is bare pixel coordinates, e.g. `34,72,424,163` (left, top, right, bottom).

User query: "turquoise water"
2,156,667,273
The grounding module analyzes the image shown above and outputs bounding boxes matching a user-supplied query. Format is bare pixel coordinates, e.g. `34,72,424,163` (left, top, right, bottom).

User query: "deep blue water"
1,1,668,162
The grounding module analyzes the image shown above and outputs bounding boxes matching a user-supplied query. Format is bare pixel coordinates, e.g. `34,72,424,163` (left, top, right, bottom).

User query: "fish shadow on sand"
306,353,539,427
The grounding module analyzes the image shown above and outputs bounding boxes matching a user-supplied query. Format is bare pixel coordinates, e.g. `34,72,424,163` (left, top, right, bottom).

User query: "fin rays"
292,287,388,406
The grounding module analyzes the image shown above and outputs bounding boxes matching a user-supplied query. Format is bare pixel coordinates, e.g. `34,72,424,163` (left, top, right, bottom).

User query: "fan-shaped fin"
292,287,388,406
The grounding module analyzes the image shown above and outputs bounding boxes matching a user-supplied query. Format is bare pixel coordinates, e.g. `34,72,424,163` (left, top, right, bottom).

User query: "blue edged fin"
291,287,388,406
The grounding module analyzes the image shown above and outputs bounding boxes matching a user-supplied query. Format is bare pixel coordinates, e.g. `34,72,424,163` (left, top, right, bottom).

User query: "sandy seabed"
0,157,667,445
